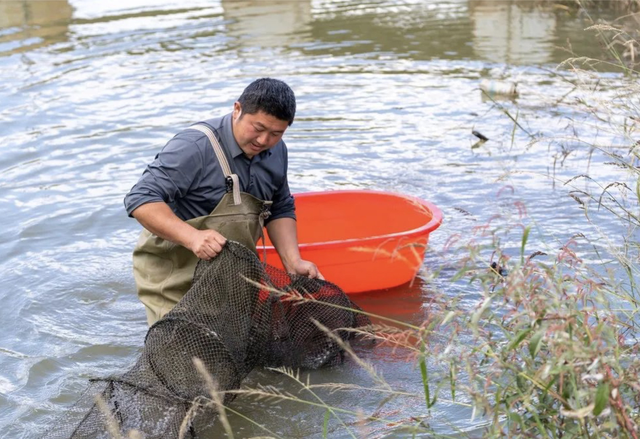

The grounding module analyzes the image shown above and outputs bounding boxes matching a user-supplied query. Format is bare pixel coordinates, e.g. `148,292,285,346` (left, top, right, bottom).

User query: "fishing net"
44,241,370,438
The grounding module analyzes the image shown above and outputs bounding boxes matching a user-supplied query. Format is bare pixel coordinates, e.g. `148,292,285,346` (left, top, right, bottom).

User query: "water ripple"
0,0,634,437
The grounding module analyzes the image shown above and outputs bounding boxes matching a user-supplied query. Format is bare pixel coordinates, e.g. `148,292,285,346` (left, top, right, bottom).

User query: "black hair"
237,78,296,126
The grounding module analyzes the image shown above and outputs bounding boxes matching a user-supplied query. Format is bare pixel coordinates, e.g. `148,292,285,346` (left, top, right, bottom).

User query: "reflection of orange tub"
260,190,443,293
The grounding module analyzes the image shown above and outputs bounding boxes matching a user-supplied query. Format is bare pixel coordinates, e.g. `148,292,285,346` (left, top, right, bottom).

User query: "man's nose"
257,132,269,146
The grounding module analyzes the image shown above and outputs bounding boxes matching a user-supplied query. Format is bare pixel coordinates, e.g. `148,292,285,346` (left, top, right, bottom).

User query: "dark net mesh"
44,241,370,438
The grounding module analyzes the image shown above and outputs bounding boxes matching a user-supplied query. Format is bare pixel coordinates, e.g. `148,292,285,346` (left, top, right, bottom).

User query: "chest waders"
132,124,272,326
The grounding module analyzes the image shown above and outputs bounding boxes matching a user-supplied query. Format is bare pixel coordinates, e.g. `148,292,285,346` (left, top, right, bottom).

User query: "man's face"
232,102,289,158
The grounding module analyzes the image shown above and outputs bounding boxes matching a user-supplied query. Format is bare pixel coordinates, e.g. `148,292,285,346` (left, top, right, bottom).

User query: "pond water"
0,0,636,438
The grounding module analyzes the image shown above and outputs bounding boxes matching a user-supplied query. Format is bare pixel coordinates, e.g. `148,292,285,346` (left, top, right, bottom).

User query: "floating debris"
480,79,518,97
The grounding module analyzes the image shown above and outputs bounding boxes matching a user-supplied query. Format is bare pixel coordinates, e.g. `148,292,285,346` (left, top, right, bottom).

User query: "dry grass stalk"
312,318,391,391
192,357,235,439
177,396,204,439
93,395,123,439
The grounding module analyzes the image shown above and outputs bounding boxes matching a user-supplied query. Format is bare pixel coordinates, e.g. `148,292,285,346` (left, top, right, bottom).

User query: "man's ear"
233,102,242,122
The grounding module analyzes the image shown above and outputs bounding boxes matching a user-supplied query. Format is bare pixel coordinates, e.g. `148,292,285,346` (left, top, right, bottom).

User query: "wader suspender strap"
189,124,242,206
189,124,270,263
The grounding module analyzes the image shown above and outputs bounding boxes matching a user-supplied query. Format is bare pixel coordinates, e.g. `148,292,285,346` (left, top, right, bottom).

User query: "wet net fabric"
45,241,370,438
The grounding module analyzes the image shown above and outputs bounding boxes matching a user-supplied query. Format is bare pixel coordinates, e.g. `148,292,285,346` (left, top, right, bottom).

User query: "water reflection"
0,0,72,55
354,276,432,324
470,0,557,65
302,0,475,60
221,0,312,49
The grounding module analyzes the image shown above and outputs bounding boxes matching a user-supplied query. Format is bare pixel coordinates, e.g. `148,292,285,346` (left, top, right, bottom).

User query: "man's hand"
132,202,227,260
288,258,324,280
266,217,324,280
187,229,227,260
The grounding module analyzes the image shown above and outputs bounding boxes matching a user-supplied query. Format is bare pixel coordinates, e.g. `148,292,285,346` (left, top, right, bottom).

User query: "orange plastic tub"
259,190,443,293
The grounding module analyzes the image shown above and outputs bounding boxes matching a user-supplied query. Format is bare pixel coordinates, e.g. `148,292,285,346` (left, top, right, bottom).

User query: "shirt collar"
222,112,244,159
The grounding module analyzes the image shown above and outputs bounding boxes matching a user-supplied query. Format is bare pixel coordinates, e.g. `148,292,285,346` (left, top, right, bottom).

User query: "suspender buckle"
225,176,233,193
260,205,271,220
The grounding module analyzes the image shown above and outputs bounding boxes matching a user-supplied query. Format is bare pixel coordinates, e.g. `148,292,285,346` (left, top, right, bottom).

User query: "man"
124,78,322,325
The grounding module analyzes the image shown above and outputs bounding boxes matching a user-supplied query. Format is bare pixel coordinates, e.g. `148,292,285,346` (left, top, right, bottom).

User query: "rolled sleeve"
124,136,204,217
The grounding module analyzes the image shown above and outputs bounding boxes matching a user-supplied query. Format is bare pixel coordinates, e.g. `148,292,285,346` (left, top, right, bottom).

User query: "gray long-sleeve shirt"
124,113,296,223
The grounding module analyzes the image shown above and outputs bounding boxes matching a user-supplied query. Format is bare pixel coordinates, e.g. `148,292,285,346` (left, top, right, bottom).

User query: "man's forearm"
131,202,197,248
266,217,301,271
